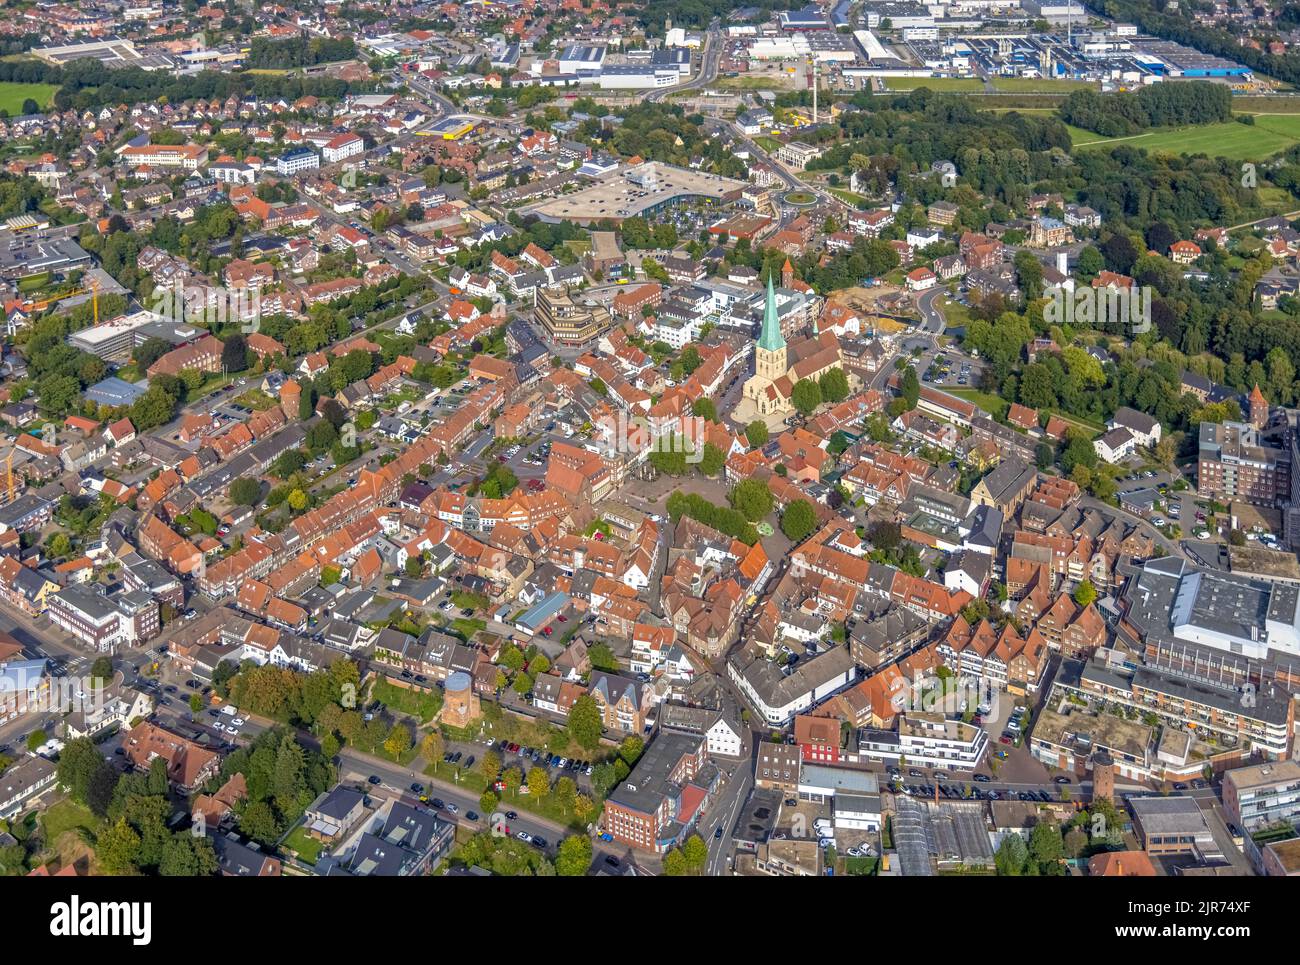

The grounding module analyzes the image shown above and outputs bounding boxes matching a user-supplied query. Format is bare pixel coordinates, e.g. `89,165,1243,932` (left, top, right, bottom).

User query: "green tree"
681,833,709,872
791,378,822,416
745,420,769,448
1074,579,1097,607
229,477,261,506
568,695,603,751
818,367,849,404
730,478,774,521
555,835,593,876
384,724,412,760
98,818,142,875
527,766,549,801
698,442,725,477
900,365,920,410
90,656,114,684
780,498,817,542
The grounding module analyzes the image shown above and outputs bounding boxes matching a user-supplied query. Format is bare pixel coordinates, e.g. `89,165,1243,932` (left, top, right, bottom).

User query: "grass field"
1070,114,1300,161
989,77,1095,93
828,187,873,207
946,387,1009,420
885,77,985,92
717,75,788,91
0,81,59,115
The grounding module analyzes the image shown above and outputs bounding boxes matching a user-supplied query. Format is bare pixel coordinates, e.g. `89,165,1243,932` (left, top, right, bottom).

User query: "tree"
221,334,249,373
819,367,849,404
1074,579,1097,607
662,849,688,876
26,729,46,752
691,397,717,422
556,835,593,876
480,750,502,786
681,833,709,872
900,365,920,410
780,499,817,542
384,724,411,760
698,442,725,477
90,656,113,684
568,695,603,751
420,730,444,765
98,818,142,876
791,378,822,416
994,833,1028,876
526,766,549,801
730,478,774,521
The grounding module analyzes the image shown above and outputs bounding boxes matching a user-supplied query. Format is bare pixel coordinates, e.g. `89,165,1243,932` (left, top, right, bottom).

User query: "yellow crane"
23,274,99,320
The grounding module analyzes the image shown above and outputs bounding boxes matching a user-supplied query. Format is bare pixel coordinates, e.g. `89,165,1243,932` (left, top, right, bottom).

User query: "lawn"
233,388,277,411
717,75,787,91
936,296,974,331
990,77,1095,93
40,799,102,842
828,187,873,208
372,676,443,724
452,617,487,639
946,387,1009,420
884,77,984,92
281,825,325,865
1071,114,1300,161
0,81,60,115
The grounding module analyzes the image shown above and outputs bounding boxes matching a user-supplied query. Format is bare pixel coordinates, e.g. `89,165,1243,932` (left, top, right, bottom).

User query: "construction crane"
5,450,13,505
22,274,99,321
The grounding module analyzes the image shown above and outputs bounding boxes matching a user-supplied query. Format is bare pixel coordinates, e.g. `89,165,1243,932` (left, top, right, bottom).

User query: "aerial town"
0,0,1298,888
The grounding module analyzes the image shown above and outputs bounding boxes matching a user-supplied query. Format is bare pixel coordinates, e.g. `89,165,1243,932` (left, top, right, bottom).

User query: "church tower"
755,274,787,383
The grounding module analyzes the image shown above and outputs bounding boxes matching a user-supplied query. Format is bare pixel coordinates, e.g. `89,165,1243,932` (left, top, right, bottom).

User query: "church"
741,273,846,418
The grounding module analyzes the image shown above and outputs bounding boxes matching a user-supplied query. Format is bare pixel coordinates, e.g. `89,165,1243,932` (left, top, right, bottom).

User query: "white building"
276,148,320,176
322,133,365,164
854,713,989,771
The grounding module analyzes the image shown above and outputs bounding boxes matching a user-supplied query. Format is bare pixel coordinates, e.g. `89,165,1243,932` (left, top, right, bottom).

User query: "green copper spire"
757,273,786,352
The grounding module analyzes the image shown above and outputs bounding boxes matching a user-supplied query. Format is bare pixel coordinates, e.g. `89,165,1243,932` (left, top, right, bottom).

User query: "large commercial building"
45,584,158,653
524,162,746,225
533,287,611,347
1197,421,1291,506
603,731,717,853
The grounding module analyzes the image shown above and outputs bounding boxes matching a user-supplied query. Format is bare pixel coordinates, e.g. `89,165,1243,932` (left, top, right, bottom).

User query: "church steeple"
757,273,786,352
754,274,787,385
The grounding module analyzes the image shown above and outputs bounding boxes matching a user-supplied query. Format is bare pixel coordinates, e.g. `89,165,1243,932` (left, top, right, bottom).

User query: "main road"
648,23,723,104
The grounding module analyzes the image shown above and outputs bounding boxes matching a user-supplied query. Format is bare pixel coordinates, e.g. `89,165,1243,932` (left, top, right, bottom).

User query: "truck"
220,705,238,717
